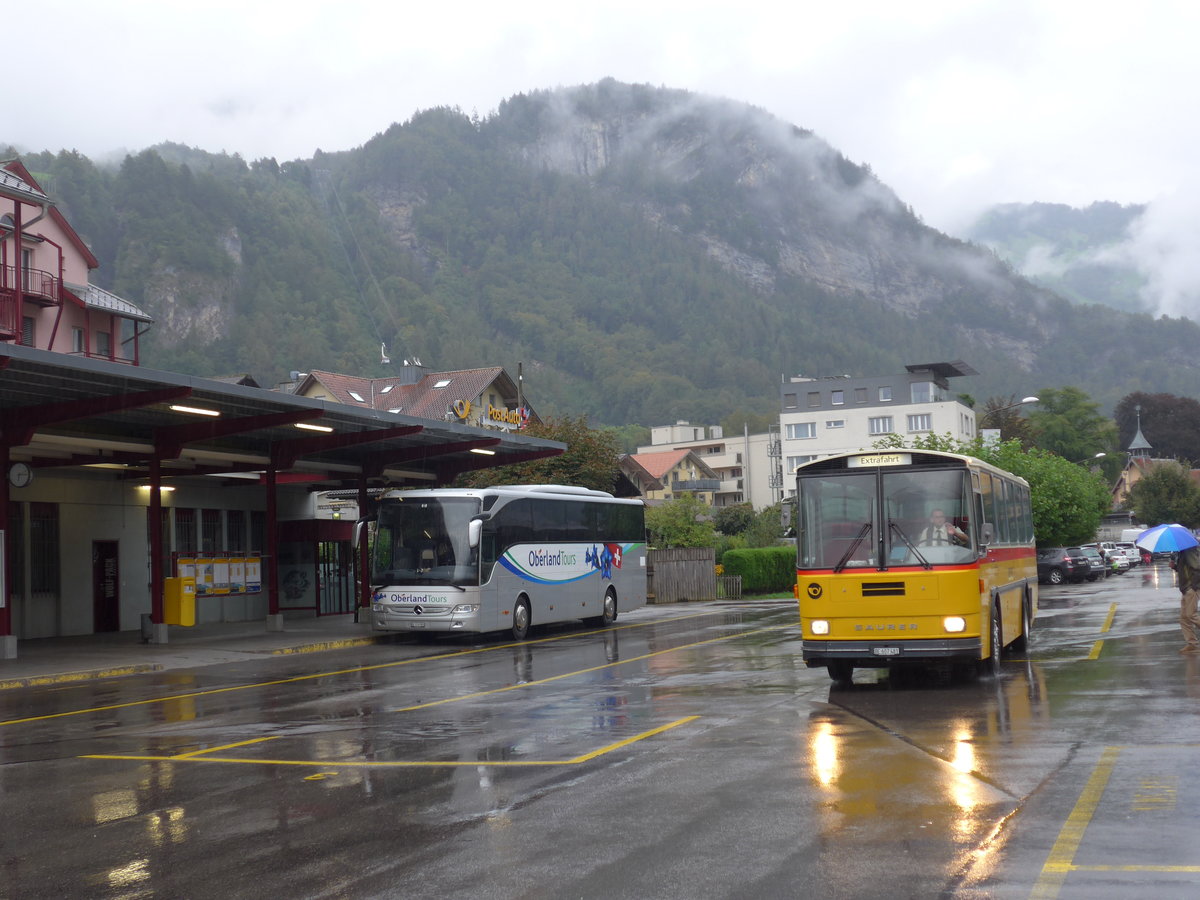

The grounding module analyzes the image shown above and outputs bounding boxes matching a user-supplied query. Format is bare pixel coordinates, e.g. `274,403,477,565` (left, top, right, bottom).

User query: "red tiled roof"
628,449,692,480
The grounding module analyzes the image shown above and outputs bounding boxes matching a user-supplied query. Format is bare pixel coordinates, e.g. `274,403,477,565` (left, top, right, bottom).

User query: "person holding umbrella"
1139,524,1200,654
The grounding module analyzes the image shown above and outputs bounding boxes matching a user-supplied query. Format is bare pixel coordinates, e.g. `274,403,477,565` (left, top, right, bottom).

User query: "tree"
1127,461,1200,527
645,493,717,548
713,503,755,536
982,440,1112,546
1026,386,1116,462
1114,392,1200,466
455,415,621,492
743,502,788,548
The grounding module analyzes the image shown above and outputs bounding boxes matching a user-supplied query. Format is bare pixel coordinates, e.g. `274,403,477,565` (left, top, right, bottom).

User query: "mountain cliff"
10,79,1200,424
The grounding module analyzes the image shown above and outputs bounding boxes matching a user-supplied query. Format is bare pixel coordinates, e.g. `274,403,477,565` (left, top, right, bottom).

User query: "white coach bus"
367,485,647,639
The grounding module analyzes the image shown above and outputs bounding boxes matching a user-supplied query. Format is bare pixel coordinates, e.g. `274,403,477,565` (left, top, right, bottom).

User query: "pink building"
0,159,152,361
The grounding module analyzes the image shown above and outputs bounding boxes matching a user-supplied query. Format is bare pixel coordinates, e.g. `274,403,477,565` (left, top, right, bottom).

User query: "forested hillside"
967,201,1148,314
8,79,1200,424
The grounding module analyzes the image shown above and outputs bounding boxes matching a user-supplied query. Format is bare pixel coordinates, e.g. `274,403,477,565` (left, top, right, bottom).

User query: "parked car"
1077,546,1109,581
1114,542,1141,568
1081,542,1130,574
1037,547,1093,584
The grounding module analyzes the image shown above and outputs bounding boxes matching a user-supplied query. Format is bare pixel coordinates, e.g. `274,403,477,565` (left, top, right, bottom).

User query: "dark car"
1077,546,1109,581
1037,546,1092,585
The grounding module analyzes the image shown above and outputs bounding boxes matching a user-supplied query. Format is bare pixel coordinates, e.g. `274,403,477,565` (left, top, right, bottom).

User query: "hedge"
720,546,797,594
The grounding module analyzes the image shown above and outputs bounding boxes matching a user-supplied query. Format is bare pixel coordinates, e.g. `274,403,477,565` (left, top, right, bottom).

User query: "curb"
0,663,164,691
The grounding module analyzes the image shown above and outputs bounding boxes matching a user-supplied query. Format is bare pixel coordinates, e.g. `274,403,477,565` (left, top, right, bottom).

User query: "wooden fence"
646,548,720,604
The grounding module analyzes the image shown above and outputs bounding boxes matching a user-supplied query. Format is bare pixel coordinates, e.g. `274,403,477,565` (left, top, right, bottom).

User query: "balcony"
671,478,721,493
0,264,61,339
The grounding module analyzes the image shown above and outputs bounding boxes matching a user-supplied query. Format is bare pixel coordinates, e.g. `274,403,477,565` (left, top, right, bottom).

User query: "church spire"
1127,404,1152,459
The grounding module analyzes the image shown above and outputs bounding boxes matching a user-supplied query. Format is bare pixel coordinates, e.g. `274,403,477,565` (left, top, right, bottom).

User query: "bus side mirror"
353,515,376,549
980,522,994,551
468,518,482,550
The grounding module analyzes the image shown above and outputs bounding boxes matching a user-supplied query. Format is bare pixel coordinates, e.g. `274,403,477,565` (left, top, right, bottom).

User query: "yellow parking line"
394,628,782,711
1087,602,1118,660
0,609,737,728
80,716,699,769
170,737,279,759
1030,745,1121,898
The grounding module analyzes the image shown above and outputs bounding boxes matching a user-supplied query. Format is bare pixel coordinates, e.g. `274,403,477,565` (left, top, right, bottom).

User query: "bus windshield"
799,467,974,569
372,496,481,587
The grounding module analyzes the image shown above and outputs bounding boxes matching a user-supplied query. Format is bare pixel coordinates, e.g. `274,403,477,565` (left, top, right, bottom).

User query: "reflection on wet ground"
5,591,1197,898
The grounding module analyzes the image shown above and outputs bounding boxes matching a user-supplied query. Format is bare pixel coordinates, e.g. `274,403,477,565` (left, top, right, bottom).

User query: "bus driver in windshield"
919,509,967,547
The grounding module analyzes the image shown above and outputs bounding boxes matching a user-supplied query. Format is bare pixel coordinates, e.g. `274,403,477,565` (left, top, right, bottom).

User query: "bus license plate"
872,646,900,656
408,622,426,629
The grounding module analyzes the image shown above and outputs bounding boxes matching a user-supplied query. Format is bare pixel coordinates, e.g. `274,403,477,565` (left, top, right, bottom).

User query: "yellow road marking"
1065,864,1200,872
80,716,700,769
1030,745,1120,899
0,609,747,728
1087,602,1118,660
169,737,278,759
395,628,781,711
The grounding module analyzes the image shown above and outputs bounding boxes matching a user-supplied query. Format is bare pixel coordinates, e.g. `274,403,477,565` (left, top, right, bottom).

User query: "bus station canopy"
0,343,565,487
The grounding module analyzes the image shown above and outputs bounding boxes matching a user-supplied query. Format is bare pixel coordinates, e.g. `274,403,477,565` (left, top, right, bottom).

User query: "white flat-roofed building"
778,361,979,491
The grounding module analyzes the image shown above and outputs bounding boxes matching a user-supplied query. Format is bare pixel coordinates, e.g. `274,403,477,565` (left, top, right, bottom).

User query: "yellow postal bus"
793,449,1036,681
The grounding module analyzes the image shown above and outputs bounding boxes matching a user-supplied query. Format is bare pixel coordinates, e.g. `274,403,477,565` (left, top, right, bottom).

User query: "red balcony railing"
0,264,62,340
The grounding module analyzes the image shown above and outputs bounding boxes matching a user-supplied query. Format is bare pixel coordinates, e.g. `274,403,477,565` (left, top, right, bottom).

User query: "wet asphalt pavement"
1,563,1198,899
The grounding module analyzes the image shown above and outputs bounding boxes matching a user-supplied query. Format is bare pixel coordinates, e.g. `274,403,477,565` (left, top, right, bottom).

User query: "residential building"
778,361,979,490
291,363,537,432
624,448,721,505
637,422,776,509
1,159,152,361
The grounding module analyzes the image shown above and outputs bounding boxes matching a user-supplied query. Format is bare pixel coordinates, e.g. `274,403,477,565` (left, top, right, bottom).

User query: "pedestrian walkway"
0,611,392,690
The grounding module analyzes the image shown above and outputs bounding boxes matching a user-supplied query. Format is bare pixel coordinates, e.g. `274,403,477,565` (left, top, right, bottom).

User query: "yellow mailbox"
164,576,196,626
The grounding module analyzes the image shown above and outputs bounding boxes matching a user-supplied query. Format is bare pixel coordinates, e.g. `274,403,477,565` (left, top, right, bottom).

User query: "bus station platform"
0,612,390,690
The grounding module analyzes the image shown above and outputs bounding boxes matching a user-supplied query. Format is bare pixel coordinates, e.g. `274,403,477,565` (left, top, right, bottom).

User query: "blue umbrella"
1135,523,1199,554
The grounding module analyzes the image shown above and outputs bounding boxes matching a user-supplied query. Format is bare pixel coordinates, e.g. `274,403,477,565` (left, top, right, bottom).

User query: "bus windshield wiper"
889,520,932,570
834,522,873,573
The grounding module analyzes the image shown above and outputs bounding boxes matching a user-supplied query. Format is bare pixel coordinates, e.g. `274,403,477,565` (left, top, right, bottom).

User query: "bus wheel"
511,597,531,641
827,662,853,683
601,588,617,626
1011,592,1033,653
981,602,1003,678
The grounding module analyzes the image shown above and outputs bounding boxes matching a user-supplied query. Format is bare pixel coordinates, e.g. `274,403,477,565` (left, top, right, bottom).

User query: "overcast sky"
10,0,1199,294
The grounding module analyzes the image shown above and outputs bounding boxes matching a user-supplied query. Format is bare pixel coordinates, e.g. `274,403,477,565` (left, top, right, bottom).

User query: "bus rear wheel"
601,588,617,626
511,597,531,641
1011,592,1033,653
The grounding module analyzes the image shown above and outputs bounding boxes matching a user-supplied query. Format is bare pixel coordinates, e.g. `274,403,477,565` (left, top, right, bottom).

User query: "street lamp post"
979,396,1040,427
1073,452,1106,465
979,396,1038,444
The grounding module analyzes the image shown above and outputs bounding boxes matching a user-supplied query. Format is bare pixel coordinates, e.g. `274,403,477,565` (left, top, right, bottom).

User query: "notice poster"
229,558,245,593
212,558,230,594
177,557,196,581
245,557,262,594
196,559,215,595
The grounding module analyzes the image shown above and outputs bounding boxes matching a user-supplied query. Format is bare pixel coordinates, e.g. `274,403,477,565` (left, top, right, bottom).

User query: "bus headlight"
943,616,966,633
810,620,830,635
452,604,480,614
